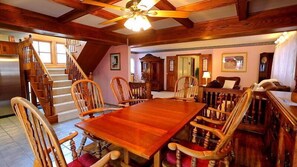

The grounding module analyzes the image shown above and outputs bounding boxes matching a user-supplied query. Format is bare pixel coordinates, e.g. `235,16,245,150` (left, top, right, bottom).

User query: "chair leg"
78,135,87,157
209,160,216,167
95,140,102,158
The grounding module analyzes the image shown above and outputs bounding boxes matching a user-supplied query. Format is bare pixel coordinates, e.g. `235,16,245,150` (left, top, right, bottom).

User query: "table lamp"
202,71,211,86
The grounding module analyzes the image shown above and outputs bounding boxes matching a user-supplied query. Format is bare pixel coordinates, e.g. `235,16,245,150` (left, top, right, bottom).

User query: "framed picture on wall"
110,53,121,70
221,52,247,72
202,58,208,71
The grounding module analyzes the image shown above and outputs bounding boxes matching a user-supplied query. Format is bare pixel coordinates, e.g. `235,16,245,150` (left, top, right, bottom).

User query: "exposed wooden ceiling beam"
177,0,235,12
236,0,249,20
155,0,193,28
56,0,121,23
128,5,297,47
0,3,126,45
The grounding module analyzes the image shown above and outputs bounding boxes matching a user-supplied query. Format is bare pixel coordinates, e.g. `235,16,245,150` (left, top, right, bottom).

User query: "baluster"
176,150,181,167
251,95,256,124
258,97,262,124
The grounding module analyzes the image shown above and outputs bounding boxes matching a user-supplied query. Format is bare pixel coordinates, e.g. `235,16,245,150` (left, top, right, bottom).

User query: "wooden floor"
232,130,272,167
112,130,274,167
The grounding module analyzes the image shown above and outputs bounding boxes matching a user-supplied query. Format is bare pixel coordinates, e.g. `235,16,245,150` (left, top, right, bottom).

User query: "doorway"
166,54,200,91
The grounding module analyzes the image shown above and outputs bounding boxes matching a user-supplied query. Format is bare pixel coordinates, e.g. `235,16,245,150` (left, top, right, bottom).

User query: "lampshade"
202,72,211,79
124,15,151,32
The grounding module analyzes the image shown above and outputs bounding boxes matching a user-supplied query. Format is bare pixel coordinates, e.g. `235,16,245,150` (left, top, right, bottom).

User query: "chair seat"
68,153,99,167
166,141,209,167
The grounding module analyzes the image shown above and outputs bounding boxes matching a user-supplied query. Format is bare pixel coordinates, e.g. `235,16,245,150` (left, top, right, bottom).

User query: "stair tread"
53,93,72,98
53,86,71,90
51,74,68,76
53,80,72,83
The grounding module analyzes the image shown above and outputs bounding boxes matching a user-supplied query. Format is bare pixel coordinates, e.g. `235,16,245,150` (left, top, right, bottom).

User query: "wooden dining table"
75,98,206,167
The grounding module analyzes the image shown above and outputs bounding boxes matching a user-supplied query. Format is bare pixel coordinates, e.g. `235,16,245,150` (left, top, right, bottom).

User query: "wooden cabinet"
258,52,274,82
265,91,297,167
140,54,164,91
0,41,18,55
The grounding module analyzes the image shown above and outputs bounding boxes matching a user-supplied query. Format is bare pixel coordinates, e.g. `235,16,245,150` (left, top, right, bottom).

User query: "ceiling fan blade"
137,0,160,10
82,0,124,11
148,10,190,18
100,16,125,25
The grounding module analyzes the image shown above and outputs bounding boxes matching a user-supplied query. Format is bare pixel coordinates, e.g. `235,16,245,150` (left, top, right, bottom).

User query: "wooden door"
166,56,177,91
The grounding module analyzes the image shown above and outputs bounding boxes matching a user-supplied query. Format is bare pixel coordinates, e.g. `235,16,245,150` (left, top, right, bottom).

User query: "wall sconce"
202,71,211,86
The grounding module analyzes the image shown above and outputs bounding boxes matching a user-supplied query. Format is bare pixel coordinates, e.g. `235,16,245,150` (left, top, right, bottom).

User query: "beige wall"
132,44,275,89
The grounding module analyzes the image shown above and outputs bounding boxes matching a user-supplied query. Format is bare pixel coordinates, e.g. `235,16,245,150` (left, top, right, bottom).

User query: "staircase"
18,36,89,123
47,67,78,122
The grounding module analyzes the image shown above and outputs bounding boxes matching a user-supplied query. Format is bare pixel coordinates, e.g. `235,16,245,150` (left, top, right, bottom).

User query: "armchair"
162,88,252,167
166,75,198,102
11,97,120,167
71,79,119,157
110,76,148,107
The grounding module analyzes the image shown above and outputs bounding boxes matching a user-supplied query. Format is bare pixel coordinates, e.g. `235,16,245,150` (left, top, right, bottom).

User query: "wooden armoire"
140,54,164,91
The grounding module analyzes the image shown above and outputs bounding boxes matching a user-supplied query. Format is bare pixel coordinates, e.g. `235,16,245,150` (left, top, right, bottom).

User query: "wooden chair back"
71,79,105,119
174,75,198,101
214,89,252,153
110,77,135,106
193,89,252,155
11,97,69,167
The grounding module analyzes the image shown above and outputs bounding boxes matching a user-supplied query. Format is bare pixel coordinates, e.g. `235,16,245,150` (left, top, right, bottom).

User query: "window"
33,41,52,63
56,43,66,64
130,58,135,74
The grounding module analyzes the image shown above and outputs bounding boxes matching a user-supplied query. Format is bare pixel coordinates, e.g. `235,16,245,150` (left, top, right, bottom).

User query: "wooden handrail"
31,45,52,81
65,45,88,80
19,36,52,81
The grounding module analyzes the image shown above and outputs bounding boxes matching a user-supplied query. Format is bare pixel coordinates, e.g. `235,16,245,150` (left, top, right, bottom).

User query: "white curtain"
271,31,297,90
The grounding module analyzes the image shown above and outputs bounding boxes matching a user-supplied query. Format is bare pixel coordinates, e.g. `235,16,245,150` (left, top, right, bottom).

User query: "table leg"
121,149,131,167
153,151,160,167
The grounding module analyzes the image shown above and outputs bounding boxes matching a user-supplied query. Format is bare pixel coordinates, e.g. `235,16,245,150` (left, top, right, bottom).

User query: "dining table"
75,98,206,167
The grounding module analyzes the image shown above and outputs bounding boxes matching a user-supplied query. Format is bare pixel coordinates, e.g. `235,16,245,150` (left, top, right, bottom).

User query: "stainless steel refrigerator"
0,54,21,117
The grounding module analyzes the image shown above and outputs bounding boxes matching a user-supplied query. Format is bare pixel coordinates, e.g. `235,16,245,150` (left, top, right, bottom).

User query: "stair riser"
57,110,78,122
53,87,71,95
53,94,73,104
54,102,76,113
53,81,72,88
51,75,68,81
48,69,65,74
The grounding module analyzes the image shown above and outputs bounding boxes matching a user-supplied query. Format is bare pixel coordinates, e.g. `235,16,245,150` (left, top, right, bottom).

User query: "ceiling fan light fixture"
124,15,151,32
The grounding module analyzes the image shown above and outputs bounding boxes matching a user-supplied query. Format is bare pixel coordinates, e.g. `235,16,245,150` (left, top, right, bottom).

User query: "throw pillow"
222,80,236,89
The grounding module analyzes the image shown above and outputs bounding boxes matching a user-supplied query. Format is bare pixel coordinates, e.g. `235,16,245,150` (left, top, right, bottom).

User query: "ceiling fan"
81,0,191,31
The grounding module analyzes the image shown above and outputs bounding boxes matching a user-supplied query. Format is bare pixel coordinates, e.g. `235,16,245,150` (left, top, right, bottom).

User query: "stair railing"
65,46,89,81
18,35,56,123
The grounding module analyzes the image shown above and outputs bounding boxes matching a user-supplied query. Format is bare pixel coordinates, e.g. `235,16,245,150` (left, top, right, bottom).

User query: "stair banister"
64,45,89,80
18,35,56,123
31,44,53,81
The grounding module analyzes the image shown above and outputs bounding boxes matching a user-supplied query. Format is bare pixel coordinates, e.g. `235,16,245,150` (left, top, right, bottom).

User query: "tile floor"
0,116,89,167
0,91,174,167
